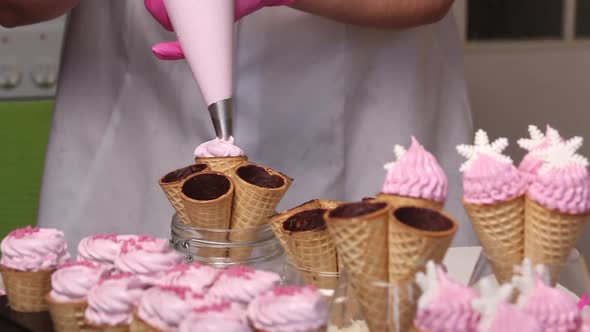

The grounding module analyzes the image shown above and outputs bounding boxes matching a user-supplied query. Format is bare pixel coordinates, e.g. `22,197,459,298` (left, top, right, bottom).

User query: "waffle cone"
180,171,234,258
195,156,247,176
0,266,53,312
463,196,524,284
159,163,209,224
524,196,590,283
130,313,161,332
376,193,444,211
269,199,342,262
228,163,292,261
83,320,129,332
325,202,391,332
46,295,87,332
283,227,339,290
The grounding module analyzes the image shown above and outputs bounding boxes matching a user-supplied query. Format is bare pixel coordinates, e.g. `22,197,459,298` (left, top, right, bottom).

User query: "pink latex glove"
145,0,297,60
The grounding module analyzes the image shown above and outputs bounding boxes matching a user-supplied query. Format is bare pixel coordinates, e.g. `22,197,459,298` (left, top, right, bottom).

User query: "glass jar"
282,263,340,298
170,214,287,275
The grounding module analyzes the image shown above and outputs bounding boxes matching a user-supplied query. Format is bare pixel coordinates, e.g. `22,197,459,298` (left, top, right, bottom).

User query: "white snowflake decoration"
415,261,439,309
384,145,407,171
532,135,588,172
512,259,551,308
456,129,512,172
472,278,515,331
517,125,561,151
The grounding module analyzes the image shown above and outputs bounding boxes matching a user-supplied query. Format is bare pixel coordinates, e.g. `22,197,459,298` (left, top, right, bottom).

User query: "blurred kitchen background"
0,1,589,253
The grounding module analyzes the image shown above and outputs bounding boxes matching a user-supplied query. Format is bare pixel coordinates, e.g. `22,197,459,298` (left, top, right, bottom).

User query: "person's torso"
38,0,475,249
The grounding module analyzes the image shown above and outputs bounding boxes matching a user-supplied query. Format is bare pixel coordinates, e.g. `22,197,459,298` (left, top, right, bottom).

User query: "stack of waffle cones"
0,266,54,312
270,200,341,290
159,161,291,262
325,200,458,332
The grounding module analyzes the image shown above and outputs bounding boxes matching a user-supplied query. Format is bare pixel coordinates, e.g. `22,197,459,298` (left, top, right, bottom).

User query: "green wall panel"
0,100,53,239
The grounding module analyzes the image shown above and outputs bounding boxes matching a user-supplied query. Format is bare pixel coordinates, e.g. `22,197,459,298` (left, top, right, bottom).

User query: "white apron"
38,1,476,251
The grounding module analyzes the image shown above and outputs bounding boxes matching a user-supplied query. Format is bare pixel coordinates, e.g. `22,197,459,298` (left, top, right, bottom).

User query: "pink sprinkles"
59,260,99,270
9,226,40,239
272,285,316,297
193,301,231,313
158,285,192,300
90,233,118,241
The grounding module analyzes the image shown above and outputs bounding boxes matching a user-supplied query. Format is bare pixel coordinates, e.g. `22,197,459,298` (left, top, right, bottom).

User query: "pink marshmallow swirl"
113,236,183,279
414,263,480,332
194,137,245,158
208,266,281,304
155,263,220,293
486,304,543,332
529,165,590,215
179,301,250,332
49,261,106,303
85,273,146,326
248,286,328,332
136,286,209,331
382,137,448,202
462,154,527,205
0,226,70,271
77,233,127,266
580,312,590,332
517,279,581,332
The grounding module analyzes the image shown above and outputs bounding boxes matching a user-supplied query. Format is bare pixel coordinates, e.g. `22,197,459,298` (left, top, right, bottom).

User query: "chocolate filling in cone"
161,164,208,184
283,209,328,232
182,173,231,201
236,165,284,188
394,207,454,232
329,202,387,218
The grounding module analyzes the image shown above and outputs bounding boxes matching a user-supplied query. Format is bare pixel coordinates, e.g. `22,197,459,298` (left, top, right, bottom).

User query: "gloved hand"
145,0,297,60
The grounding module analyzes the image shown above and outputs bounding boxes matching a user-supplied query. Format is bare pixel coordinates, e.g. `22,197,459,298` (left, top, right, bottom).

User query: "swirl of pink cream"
50,261,106,302
194,137,245,158
0,226,71,271
382,137,448,202
84,273,146,326
487,304,543,332
207,266,280,304
113,237,183,279
137,286,208,331
155,263,220,293
248,286,328,332
77,234,126,266
414,262,480,332
180,301,250,332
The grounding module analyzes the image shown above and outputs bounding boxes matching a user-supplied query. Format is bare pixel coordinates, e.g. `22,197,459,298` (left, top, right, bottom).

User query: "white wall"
454,1,590,261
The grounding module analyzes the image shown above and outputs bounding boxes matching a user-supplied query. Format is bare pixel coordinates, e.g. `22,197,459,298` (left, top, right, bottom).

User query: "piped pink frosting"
137,286,207,331
155,263,220,293
518,279,581,331
0,226,70,271
113,237,183,280
486,304,543,332
77,233,126,266
414,264,480,332
208,266,280,304
248,286,328,332
85,273,146,326
528,164,590,214
462,154,527,205
382,137,448,203
194,137,245,158
50,261,105,302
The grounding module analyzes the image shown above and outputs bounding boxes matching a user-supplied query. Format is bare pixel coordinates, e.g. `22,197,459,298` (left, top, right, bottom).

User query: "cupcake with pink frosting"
179,301,251,332
84,273,147,329
472,280,542,332
77,233,132,266
133,285,210,332
46,260,107,331
517,125,561,183
524,134,590,282
378,136,448,210
248,286,328,332
194,137,248,175
414,261,480,332
457,130,527,284
155,263,220,294
113,236,184,282
513,259,581,331
0,226,70,312
208,266,280,304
